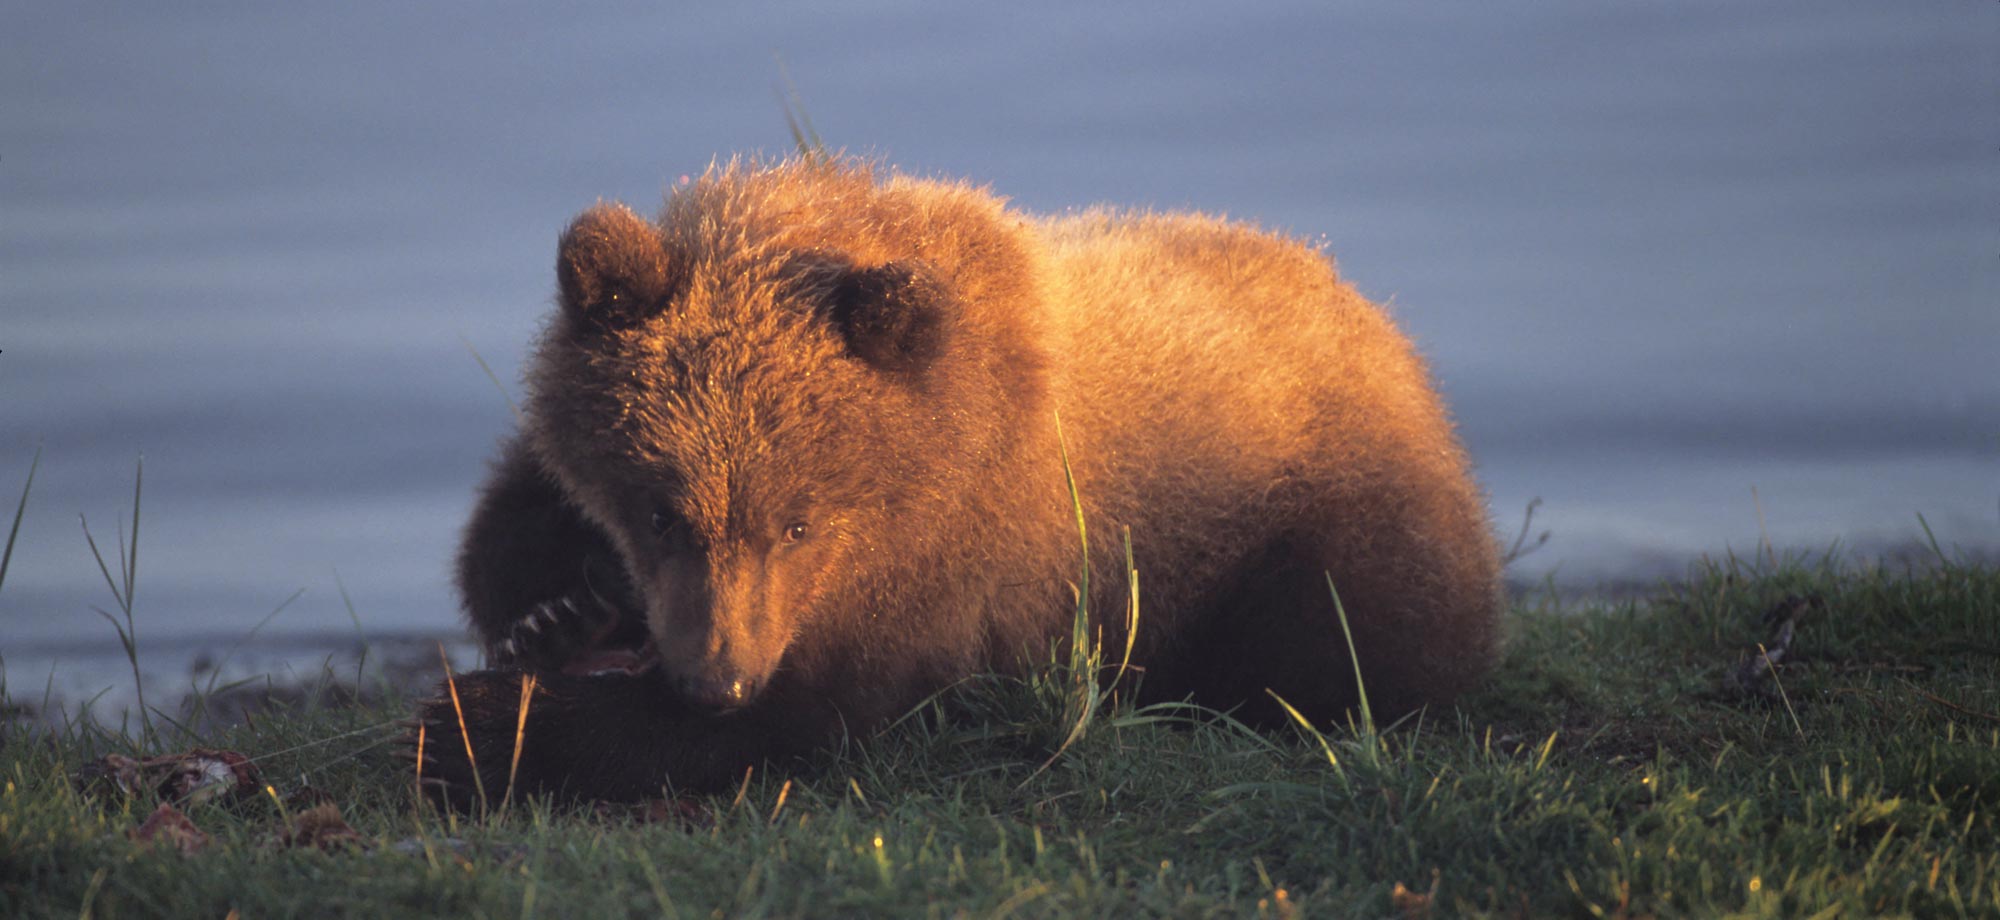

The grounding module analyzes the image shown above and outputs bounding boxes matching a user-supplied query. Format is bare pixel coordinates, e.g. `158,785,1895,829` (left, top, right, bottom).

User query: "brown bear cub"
410,158,1501,806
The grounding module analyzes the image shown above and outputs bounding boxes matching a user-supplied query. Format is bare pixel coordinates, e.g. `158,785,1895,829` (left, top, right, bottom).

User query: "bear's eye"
650,511,671,535
781,522,809,545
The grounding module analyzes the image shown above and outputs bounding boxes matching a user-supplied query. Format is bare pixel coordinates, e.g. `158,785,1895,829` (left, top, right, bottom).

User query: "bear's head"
522,160,1049,712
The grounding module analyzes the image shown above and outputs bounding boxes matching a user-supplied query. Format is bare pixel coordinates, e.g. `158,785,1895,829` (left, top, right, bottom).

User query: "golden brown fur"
417,158,1500,805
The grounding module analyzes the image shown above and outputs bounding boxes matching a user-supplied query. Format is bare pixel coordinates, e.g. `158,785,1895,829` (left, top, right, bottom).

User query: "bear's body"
415,159,1500,805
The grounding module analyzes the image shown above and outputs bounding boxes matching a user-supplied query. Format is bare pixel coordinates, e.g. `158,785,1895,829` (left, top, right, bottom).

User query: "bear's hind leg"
1165,511,1500,728
1283,489,1503,723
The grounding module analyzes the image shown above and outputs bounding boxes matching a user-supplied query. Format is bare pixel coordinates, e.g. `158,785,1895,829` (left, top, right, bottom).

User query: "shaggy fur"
414,158,1501,806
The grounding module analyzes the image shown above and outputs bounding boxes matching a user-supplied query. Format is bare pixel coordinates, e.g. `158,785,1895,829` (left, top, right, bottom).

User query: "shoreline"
7,544,1986,728
3,630,479,731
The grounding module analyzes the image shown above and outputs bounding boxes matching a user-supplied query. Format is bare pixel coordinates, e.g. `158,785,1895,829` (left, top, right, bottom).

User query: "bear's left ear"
824,262,948,375
556,203,672,327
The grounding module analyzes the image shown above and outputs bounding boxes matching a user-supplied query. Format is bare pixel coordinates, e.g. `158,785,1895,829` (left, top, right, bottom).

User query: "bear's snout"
677,671,758,713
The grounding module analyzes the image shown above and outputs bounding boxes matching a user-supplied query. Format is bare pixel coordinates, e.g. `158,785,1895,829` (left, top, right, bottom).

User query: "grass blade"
1324,573,1375,736
505,672,538,811
461,337,523,424
80,515,127,613
774,53,826,159
439,646,488,817
0,445,39,596
1916,512,1954,571
128,455,142,609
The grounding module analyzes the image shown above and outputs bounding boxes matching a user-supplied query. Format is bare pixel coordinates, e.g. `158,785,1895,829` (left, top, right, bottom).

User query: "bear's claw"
496,594,617,671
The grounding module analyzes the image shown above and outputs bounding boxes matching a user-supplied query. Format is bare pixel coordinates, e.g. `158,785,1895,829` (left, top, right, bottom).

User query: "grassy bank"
3,556,1996,918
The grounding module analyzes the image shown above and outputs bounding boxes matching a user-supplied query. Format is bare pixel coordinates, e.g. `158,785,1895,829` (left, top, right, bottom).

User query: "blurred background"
4,1,1996,706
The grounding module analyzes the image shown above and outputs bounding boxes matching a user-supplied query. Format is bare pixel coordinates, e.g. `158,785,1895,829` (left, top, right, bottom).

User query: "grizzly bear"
408,157,1501,806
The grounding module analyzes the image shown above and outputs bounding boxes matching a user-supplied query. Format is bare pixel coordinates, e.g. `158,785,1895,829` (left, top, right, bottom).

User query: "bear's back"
1034,210,1451,505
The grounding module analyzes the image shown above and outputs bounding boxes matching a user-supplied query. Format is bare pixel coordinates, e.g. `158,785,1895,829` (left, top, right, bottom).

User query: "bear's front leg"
402,669,819,808
458,437,646,671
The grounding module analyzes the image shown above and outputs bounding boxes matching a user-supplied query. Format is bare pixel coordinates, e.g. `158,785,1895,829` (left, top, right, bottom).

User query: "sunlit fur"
439,157,1501,802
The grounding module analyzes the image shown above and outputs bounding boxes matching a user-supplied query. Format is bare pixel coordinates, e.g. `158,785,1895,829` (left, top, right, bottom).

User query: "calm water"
4,3,1995,705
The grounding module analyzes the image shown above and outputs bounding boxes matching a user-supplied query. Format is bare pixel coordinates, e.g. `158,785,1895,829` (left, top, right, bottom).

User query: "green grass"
3,554,1995,918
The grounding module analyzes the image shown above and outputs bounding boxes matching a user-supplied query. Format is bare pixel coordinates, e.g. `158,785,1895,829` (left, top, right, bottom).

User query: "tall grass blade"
334,568,377,691
439,645,488,818
1023,410,1122,785
1916,512,1955,572
774,54,826,159
1499,496,1549,567
128,456,142,608
0,445,39,596
1265,688,1347,784
79,460,154,745
1324,573,1375,736
1758,642,1807,738
1112,526,1139,694
1015,414,1150,786
505,672,537,811
80,516,127,613
1056,413,1091,675
461,336,523,424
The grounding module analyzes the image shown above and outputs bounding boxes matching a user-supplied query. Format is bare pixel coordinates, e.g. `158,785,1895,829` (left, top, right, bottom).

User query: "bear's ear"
823,262,948,375
556,203,671,326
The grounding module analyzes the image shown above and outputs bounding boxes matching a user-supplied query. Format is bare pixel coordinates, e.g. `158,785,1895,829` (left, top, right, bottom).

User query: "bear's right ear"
556,204,672,326
824,262,949,376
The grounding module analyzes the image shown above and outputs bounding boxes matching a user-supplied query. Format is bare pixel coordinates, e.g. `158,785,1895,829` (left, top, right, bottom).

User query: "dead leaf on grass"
128,802,210,853
275,802,365,851
1392,868,1440,919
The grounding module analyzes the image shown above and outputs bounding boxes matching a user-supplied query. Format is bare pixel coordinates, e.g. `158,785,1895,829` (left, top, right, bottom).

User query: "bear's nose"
679,673,756,712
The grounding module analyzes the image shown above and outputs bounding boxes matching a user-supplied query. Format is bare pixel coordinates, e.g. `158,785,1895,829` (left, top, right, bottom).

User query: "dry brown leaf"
276,803,365,851
128,802,210,854
1392,869,1441,920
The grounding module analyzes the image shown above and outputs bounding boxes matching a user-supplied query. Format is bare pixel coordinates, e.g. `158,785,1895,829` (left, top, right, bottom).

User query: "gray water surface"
4,3,1995,676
